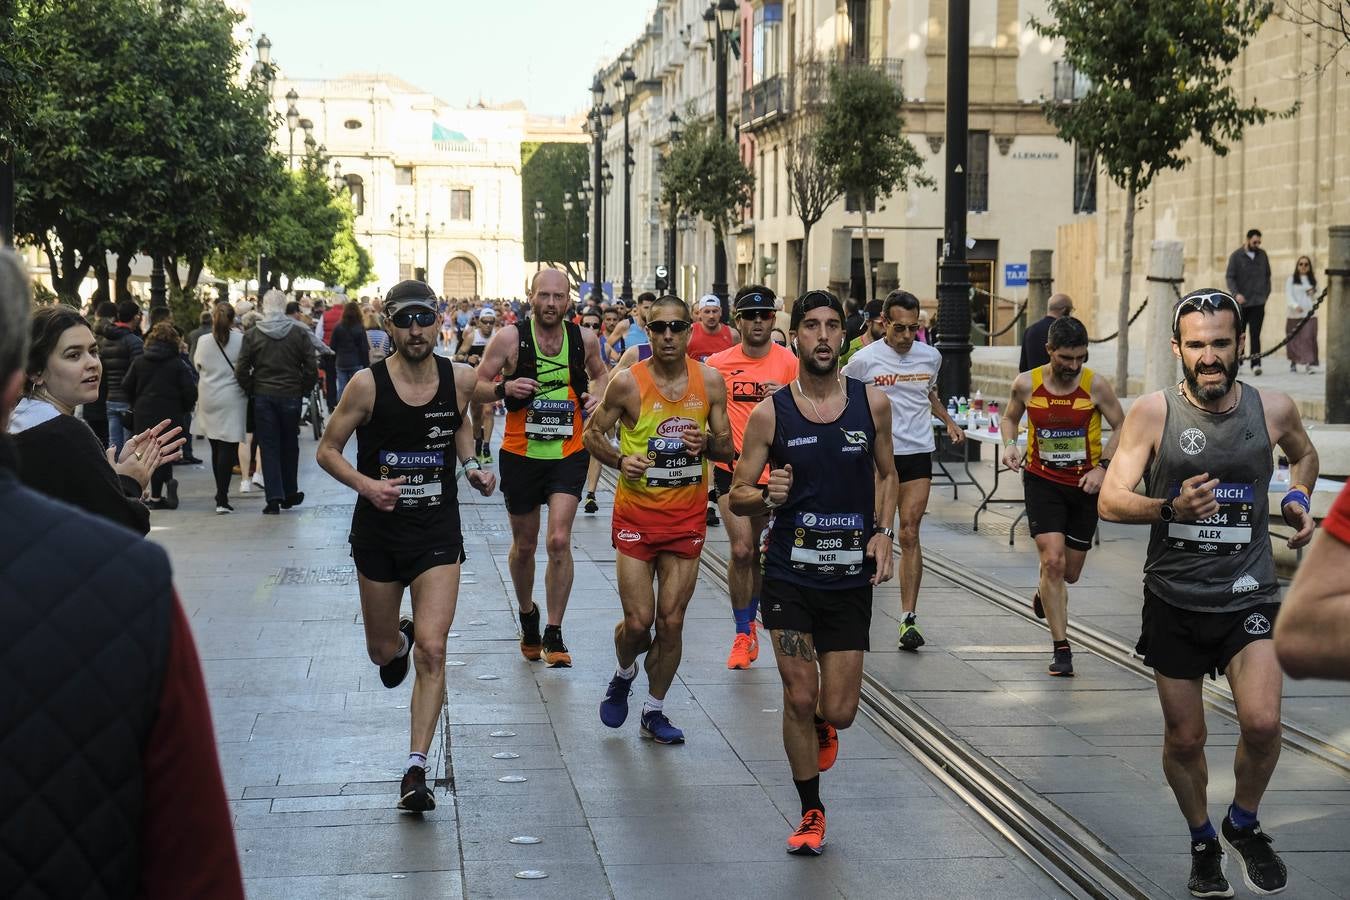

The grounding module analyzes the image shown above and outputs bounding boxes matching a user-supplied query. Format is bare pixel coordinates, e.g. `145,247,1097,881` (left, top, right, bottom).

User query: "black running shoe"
584,493,598,514
379,617,415,688
397,765,435,812
1032,591,1044,619
706,505,720,527
1188,837,1233,898
519,603,542,661
281,491,305,509
542,626,572,667
1048,647,1074,677
1221,815,1287,895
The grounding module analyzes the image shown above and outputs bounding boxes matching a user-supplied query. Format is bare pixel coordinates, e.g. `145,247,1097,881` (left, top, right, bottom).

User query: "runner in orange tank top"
1000,316,1125,677
584,295,733,744
704,286,799,669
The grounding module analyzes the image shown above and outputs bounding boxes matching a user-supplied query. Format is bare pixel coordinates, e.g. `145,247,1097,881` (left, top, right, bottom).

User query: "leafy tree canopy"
661,119,753,242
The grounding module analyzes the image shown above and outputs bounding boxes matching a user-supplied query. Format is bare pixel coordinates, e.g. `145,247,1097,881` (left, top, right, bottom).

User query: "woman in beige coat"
194,302,249,512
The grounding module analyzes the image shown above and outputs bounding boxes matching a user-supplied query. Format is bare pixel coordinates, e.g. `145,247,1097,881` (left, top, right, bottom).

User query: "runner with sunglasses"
475,269,610,667
586,295,733,743
453,307,499,464
731,289,897,856
1099,288,1318,898
317,279,498,813
842,290,963,652
705,286,799,668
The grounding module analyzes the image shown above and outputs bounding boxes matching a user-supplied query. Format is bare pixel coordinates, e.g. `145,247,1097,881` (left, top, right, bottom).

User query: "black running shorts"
760,577,873,654
712,465,766,497
352,544,466,587
498,448,590,515
1023,471,1098,551
1135,588,1279,680
893,452,933,484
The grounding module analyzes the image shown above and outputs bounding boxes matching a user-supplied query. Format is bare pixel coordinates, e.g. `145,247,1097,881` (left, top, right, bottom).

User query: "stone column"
828,228,851,300
876,262,899,298
1143,240,1184,395
1328,225,1350,424
1024,249,1052,342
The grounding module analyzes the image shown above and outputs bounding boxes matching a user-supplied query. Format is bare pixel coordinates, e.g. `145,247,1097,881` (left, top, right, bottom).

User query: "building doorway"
443,257,478,299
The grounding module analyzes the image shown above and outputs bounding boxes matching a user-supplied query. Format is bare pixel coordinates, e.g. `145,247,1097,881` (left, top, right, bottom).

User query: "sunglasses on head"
391,309,438,329
737,309,775,322
1171,291,1243,335
647,320,692,335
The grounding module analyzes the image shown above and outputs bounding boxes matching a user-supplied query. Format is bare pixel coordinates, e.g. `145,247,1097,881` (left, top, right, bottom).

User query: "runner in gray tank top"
1100,289,1317,898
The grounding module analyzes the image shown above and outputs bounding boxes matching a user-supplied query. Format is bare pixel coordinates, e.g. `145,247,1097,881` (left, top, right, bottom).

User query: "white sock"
616,662,638,680
406,751,427,772
642,694,663,715
396,632,410,658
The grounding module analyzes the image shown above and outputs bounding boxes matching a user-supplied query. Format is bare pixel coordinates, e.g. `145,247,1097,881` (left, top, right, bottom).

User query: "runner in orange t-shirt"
1276,479,1350,680
705,286,799,669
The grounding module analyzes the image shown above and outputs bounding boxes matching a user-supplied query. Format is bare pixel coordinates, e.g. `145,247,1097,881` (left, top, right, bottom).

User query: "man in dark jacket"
98,298,144,455
236,288,318,514
1019,293,1074,373
0,247,245,900
1225,228,1272,375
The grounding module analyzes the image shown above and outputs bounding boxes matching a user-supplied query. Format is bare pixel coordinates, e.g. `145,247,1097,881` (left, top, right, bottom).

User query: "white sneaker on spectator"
240,479,253,494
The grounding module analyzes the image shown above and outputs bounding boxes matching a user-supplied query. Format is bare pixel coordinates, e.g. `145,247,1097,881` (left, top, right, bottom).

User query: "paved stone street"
153,424,1350,899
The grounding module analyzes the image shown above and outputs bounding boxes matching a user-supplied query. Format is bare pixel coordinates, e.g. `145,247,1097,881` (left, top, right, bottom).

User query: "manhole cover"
268,566,356,586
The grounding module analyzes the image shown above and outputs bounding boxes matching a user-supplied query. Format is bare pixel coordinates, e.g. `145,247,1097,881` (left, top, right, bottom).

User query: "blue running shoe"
640,709,685,744
600,672,635,728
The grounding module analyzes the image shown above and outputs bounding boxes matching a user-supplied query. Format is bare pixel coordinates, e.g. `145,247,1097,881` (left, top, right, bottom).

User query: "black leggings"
150,463,173,499
209,439,236,505
1243,303,1265,368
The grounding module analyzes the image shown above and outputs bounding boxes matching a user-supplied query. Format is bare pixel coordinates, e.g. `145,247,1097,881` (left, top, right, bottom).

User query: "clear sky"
249,0,657,118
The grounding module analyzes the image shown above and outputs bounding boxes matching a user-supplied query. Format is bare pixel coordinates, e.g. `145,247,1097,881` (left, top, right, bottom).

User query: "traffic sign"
1004,263,1028,288
655,264,669,279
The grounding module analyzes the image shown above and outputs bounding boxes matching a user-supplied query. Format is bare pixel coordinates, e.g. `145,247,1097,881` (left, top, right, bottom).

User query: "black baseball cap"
384,280,438,315
734,291,776,315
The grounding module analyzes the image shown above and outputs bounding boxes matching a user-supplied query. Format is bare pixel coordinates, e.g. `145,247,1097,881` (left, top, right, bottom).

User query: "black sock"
1053,639,1071,653
794,775,823,816
543,623,561,637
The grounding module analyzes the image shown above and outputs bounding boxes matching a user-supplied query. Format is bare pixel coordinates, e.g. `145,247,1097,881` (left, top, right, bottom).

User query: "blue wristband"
1281,489,1310,515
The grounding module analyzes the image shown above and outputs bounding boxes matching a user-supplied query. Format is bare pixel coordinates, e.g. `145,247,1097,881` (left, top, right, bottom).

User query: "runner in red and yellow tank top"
1024,364,1102,486
704,286,799,669
583,295,733,743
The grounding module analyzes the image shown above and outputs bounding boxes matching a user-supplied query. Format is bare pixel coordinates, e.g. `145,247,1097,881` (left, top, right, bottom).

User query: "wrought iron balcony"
740,74,791,131
797,56,903,108
1052,61,1090,102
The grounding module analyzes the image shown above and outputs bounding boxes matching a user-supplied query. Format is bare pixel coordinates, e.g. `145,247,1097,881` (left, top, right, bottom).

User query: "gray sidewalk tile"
244,871,464,900
459,860,612,899
606,861,843,900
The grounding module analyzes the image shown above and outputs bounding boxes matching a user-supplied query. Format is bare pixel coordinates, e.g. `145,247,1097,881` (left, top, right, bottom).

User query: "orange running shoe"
786,809,826,855
727,632,754,669
748,620,760,661
519,603,542,661
541,627,572,668
816,720,839,772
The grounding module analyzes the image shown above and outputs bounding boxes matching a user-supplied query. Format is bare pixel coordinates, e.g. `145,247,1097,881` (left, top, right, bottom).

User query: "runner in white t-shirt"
841,290,964,650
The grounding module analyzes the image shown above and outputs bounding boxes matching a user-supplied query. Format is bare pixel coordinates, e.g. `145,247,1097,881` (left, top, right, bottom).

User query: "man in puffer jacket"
235,289,317,515
97,298,144,455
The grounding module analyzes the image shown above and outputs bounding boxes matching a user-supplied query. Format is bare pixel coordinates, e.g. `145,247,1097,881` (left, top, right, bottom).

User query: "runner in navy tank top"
317,280,498,815
730,289,898,857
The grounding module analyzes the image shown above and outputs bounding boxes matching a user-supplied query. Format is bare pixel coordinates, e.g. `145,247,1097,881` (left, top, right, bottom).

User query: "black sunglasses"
581,321,602,329
391,310,438,329
1172,290,1243,335
648,320,692,335
737,309,775,322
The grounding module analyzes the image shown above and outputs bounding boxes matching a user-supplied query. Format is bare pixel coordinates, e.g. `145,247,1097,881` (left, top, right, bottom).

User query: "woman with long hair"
122,322,197,509
330,300,370,397
8,306,183,533
1285,255,1319,374
194,302,249,512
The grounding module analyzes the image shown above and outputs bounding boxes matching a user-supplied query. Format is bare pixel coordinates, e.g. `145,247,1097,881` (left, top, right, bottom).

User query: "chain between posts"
1250,285,1329,362
971,287,1028,338
1088,278,1184,344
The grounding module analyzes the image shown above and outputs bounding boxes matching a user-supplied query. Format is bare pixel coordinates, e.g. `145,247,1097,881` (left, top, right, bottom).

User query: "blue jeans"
253,394,302,503
107,401,131,456
336,366,363,400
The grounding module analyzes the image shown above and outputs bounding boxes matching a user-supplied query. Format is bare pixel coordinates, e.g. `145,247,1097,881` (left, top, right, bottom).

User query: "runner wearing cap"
842,290,964,652
839,299,885,365
730,288,898,855
587,295,734,743
474,269,610,667
686,294,737,362
454,308,498,463
705,285,798,668
317,279,498,813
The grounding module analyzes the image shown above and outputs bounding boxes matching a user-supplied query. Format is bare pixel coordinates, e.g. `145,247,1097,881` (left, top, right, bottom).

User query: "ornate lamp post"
390,205,412,280
562,191,575,277
532,200,546,273
285,88,299,168
619,60,637,301
666,112,682,287
422,214,443,283
706,0,739,315
586,76,612,304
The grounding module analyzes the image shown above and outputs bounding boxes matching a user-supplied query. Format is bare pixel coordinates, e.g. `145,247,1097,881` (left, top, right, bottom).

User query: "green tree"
210,162,342,289
784,104,843,295
661,120,754,294
522,142,589,284
817,63,932,304
1032,0,1290,394
320,191,374,292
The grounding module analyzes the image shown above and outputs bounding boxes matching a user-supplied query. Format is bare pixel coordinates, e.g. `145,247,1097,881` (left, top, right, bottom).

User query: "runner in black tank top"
1099,290,1318,898
729,290,899,858
317,280,497,815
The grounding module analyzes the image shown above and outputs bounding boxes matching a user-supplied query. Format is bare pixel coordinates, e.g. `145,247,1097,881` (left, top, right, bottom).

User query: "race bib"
379,450,445,509
1037,426,1088,468
1166,482,1253,555
644,436,703,488
789,511,866,574
525,399,575,441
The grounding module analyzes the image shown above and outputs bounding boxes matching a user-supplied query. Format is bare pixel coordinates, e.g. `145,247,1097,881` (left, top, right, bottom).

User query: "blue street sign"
1004,263,1028,288
579,281,614,300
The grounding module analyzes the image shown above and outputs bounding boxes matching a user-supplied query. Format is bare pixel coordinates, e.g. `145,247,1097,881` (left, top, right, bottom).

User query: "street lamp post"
586,81,614,304
666,112,682,289
619,62,636,302
562,191,574,280
285,88,299,168
423,214,442,283
707,0,739,318
391,205,411,280
533,200,546,273
936,0,973,409
578,181,592,287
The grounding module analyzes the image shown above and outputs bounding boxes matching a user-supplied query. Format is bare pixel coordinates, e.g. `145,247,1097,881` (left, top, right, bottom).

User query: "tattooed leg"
771,629,821,780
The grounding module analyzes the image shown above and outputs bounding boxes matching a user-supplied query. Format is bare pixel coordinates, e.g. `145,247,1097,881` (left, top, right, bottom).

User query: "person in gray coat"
1225,228,1272,375
235,289,317,515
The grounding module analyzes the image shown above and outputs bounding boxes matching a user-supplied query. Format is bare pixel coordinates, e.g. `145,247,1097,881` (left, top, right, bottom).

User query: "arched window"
443,257,478,298
343,174,365,217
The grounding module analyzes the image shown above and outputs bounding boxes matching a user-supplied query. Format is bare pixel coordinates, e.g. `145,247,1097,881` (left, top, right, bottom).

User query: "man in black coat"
1019,293,1074,373
1225,227,1272,375
98,298,144,456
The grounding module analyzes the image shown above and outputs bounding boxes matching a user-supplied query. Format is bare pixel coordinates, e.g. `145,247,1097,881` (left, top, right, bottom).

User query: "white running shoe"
252,473,266,489
240,479,253,493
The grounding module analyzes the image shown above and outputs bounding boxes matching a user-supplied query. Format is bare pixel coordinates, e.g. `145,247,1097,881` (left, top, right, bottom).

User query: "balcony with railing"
1052,61,1090,102
797,56,903,108
740,74,791,131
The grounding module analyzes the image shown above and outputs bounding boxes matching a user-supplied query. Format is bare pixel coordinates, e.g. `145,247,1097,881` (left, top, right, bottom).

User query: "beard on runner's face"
1183,351,1239,403
394,327,434,361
